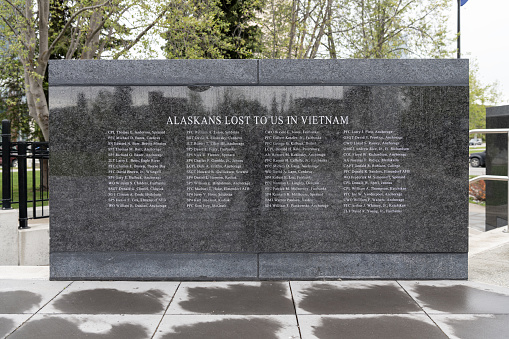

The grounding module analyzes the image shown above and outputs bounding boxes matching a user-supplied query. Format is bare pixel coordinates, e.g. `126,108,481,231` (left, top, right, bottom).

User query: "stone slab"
399,280,509,314
259,253,468,280
50,252,258,280
49,60,469,280
297,315,448,339
0,280,70,314
486,105,509,229
167,282,294,315
49,60,258,86
154,315,300,339
290,281,422,315
40,281,179,314
49,85,468,255
431,314,509,339
6,314,162,339
259,59,469,85
0,314,32,338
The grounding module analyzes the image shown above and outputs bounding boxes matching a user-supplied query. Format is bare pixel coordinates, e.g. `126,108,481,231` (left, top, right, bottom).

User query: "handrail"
470,128,509,134
469,175,508,183
469,129,509,232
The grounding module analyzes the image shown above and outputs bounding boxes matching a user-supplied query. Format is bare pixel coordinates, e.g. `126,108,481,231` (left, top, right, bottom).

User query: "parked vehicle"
469,138,483,146
0,148,17,167
469,151,486,167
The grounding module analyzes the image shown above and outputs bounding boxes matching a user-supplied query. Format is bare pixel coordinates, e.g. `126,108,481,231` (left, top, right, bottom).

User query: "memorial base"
50,252,467,280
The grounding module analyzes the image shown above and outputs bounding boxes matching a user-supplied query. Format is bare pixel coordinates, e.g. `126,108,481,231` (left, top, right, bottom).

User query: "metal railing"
1,119,49,229
469,128,509,232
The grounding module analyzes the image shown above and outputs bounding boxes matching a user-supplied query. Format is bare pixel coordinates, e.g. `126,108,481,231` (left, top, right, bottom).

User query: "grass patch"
0,169,49,209
469,148,485,154
469,196,485,206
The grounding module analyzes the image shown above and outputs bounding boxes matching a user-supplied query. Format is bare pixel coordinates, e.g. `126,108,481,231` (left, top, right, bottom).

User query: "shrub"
469,180,486,201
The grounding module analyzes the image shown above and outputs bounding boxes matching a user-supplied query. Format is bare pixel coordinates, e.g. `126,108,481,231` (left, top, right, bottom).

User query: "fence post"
18,142,29,229
1,120,12,210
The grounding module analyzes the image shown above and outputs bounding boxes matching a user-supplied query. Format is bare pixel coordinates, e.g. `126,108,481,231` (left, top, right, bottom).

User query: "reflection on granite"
50,85,468,254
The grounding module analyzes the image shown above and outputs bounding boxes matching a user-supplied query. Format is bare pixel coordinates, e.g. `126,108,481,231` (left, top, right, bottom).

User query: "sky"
453,0,509,105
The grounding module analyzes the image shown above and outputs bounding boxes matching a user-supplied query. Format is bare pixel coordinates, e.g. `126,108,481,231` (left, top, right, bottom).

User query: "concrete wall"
0,209,18,265
0,209,49,265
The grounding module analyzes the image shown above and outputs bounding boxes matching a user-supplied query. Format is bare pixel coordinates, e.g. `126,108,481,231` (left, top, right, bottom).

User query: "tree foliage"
469,61,501,130
333,0,452,58
0,0,170,140
259,0,453,59
162,0,263,59
0,55,35,139
218,0,264,59
260,0,334,59
162,1,227,59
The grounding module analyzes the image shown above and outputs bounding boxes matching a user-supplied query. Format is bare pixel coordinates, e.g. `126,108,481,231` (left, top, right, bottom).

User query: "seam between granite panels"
256,59,260,84
49,83,469,87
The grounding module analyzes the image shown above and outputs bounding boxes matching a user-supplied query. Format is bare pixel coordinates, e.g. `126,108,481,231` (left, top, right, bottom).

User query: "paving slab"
0,314,32,338
290,281,422,315
297,314,448,339
469,243,509,289
0,266,49,280
167,282,294,315
469,227,509,257
431,314,509,339
0,280,70,314
5,314,162,339
39,281,179,315
399,280,509,314
154,315,300,339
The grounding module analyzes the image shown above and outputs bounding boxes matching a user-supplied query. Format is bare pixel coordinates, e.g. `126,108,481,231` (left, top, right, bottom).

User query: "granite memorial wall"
49,60,469,280
486,105,509,229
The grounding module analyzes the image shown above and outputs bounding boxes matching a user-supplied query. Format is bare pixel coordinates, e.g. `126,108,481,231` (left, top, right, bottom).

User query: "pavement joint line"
5,280,74,338
288,281,303,339
396,281,450,339
150,281,181,339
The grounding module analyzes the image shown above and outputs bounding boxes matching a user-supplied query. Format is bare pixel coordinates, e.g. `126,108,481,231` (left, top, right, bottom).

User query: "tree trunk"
24,73,50,141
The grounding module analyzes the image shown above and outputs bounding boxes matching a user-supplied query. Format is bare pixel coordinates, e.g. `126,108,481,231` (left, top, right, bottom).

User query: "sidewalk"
1,203,509,338
1,279,509,339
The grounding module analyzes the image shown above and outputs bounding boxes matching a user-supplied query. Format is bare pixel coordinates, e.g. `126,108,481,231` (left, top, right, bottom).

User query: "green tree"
469,61,501,131
0,56,34,139
0,0,170,140
162,0,263,59
162,1,227,59
218,0,264,59
334,0,452,58
260,0,334,59
259,0,452,59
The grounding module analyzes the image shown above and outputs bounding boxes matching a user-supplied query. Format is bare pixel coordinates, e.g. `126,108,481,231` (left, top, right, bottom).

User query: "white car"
469,138,482,146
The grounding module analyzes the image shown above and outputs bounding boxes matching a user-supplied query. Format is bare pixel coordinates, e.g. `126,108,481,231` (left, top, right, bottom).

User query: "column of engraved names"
106,130,167,208
263,129,329,209
185,130,249,209
342,130,409,214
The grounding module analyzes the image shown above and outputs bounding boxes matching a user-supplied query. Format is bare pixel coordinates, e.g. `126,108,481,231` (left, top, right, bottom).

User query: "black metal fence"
1,119,49,228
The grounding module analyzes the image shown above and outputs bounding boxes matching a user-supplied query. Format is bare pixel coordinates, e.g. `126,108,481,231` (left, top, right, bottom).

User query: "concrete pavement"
2,279,509,339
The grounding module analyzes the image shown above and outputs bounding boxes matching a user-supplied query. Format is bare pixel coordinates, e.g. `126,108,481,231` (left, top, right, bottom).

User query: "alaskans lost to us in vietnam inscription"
49,60,468,280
